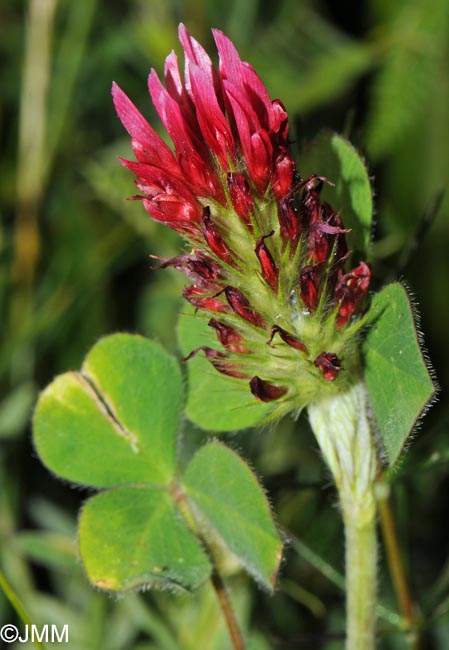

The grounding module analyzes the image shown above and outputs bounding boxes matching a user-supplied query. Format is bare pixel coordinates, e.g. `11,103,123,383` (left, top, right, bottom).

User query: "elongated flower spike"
113,24,371,419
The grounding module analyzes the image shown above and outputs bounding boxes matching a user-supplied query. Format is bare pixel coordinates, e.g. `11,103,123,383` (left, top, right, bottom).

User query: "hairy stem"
171,483,245,650
378,481,420,648
342,495,377,650
210,569,245,650
308,381,378,650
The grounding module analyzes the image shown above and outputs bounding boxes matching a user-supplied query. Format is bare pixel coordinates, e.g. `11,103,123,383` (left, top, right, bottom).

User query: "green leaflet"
33,335,182,487
79,489,211,593
301,131,373,256
183,442,282,592
363,283,436,465
177,309,269,431
82,334,182,481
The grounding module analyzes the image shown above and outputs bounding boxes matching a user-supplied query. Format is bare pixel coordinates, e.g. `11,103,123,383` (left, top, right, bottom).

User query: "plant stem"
308,381,378,650
377,481,420,647
342,499,377,650
210,569,245,650
171,483,245,650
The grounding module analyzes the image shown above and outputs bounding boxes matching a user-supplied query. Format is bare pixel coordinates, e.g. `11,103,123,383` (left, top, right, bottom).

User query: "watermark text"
0,624,69,644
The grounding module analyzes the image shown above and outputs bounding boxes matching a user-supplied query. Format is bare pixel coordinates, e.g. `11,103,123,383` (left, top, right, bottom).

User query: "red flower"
335,262,371,328
314,352,342,381
114,24,372,412
224,287,266,328
119,157,202,230
208,318,248,353
300,266,320,312
250,377,288,402
113,24,296,220
183,286,228,313
267,326,308,354
255,232,278,292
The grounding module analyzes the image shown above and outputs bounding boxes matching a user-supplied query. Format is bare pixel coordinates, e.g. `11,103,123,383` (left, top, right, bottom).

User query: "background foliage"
1,0,449,647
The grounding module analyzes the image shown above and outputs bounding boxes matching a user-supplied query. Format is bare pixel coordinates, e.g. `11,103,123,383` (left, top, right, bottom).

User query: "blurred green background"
1,0,449,648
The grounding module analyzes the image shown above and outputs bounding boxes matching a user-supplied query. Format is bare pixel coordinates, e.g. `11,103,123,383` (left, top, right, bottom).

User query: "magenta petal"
270,99,289,147
236,61,272,128
249,131,272,188
212,28,242,83
147,69,193,153
119,158,202,222
163,51,195,120
164,51,184,97
112,82,176,169
224,84,271,192
178,23,222,101
188,63,235,167
213,30,272,129
224,79,259,133
148,69,207,160
214,29,269,112
272,153,295,199
148,68,222,200
179,23,213,71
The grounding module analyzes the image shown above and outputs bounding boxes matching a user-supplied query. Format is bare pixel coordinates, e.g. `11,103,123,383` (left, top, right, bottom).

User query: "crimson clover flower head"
113,24,371,419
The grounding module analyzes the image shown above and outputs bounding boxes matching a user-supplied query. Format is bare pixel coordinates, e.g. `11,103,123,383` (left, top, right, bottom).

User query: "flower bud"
183,286,228,312
201,207,232,263
255,231,278,292
224,287,266,328
335,262,371,328
277,198,300,245
300,266,320,312
227,173,254,224
272,153,295,199
267,325,308,353
208,318,247,353
250,376,288,402
314,352,342,381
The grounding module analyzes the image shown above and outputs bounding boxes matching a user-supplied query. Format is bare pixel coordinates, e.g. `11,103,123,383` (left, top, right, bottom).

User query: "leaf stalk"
171,482,246,650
